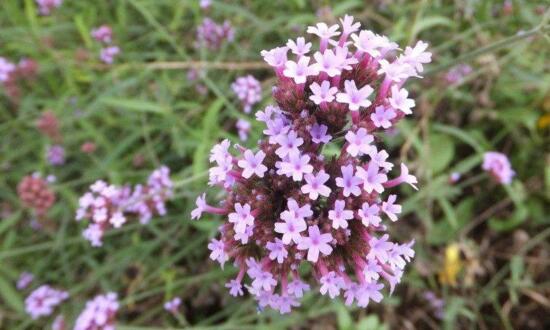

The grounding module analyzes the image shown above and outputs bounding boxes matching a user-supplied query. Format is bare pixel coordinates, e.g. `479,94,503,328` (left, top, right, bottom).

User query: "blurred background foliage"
0,0,549,329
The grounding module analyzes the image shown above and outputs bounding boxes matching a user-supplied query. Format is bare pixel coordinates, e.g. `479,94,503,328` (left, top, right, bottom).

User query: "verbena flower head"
196,18,235,50
17,272,35,290
46,145,66,166
74,292,119,330
18,174,56,217
25,285,69,319
236,119,251,141
35,0,63,15
100,46,120,64
192,15,430,313
76,166,173,246
51,314,66,330
482,151,515,185
163,297,181,314
231,75,262,113
0,57,16,82
91,25,113,44
36,111,61,142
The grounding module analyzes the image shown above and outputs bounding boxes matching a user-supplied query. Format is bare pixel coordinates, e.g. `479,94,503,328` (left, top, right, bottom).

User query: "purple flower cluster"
36,0,63,15
91,25,120,64
76,166,173,246
231,75,262,113
445,64,472,84
99,46,120,65
236,119,251,141
192,15,430,313
423,291,445,319
74,292,119,330
196,18,235,50
17,271,35,290
163,297,181,314
25,285,69,319
47,144,66,166
482,151,515,185
0,57,16,82
91,25,113,44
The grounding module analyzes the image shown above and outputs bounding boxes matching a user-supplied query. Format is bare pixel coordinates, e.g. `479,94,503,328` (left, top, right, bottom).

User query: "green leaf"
192,99,224,178
0,274,24,313
101,97,170,114
335,302,353,330
357,315,387,330
488,207,527,232
424,133,455,174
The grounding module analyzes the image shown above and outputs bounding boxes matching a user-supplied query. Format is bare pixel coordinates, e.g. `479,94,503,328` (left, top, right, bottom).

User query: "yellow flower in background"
537,113,550,129
439,243,462,286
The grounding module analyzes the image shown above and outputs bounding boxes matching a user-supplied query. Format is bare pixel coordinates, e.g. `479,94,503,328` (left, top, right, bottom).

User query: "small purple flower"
200,0,211,9
328,200,354,229
312,49,341,77
36,0,63,15
319,271,345,298
377,60,414,83
335,164,363,197
274,216,307,245
74,292,119,330
358,202,381,227
274,130,304,158
286,37,312,57
164,297,181,314
356,162,387,194
363,258,382,282
356,282,384,307
277,152,313,181
307,23,340,50
301,170,331,200
267,238,288,263
309,123,332,144
231,75,262,113
100,46,120,64
0,57,16,82
252,271,277,291
297,225,333,262
371,105,396,128
196,18,234,50
339,15,361,37
388,86,415,115
482,151,515,185
288,279,310,298
309,80,338,105
345,128,374,157
225,279,244,296
283,56,318,84
351,30,387,58
236,119,251,141
91,25,113,43
47,145,65,166
381,194,401,221
336,80,373,111
367,234,393,262
16,272,34,290
401,40,432,74
208,238,228,266
238,150,267,178
369,148,393,172
261,46,288,69
25,285,69,319
228,203,254,233
280,198,313,221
